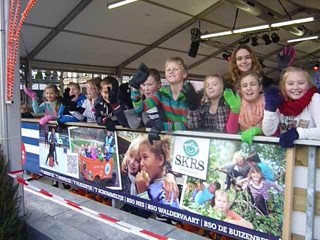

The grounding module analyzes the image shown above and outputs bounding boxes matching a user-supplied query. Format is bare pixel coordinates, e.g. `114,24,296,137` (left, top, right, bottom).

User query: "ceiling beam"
28,0,93,59
116,1,224,70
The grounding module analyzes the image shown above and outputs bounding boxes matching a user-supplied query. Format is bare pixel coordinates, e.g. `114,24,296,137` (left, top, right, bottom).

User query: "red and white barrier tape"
8,170,175,240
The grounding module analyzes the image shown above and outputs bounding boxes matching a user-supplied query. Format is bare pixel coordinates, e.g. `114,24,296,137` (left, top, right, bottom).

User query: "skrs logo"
183,140,199,157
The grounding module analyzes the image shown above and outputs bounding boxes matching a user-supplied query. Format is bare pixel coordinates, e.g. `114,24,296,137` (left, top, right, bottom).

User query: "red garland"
278,87,318,116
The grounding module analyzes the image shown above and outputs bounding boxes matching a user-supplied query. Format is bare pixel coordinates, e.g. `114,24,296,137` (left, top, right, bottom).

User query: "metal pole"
0,0,9,156
306,146,316,240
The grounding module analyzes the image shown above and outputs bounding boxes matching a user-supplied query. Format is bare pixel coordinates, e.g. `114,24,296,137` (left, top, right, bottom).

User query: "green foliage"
0,146,28,240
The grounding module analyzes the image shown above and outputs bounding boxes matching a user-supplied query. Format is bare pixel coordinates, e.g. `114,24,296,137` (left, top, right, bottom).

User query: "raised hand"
23,86,37,100
277,46,296,72
182,82,202,111
147,119,163,145
129,63,149,89
224,88,241,113
264,86,284,112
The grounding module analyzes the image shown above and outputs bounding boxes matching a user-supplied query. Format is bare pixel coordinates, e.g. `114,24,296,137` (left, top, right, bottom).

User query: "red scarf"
279,87,318,116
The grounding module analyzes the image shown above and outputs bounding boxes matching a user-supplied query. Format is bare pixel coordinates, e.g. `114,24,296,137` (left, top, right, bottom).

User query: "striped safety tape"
8,170,175,240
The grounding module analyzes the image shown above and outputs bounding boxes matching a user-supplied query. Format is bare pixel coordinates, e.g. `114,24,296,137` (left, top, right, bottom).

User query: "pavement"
24,179,208,240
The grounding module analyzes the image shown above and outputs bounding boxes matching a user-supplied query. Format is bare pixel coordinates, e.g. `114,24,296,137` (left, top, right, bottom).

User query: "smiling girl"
262,67,320,147
225,71,265,144
136,136,180,208
228,45,273,90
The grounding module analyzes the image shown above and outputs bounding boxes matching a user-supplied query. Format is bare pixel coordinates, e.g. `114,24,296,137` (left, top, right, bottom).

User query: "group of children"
23,45,320,148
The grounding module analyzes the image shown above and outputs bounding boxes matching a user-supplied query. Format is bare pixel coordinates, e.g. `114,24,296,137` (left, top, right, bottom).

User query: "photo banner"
35,125,285,240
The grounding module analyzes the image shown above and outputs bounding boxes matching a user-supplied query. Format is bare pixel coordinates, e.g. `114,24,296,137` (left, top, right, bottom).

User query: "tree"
0,145,28,240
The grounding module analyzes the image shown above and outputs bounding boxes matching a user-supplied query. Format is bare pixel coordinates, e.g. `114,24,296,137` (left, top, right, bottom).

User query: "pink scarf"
238,95,265,131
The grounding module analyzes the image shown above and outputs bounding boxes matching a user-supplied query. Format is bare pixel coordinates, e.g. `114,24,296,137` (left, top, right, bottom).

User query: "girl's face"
139,144,164,181
165,62,187,85
141,76,160,98
285,72,310,100
205,77,223,100
86,83,99,100
45,88,58,102
100,84,111,102
69,86,80,101
236,49,252,73
251,170,262,183
215,194,229,213
240,75,261,102
126,151,140,175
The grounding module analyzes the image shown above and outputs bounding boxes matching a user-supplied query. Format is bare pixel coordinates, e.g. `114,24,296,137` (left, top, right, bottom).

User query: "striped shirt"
143,85,188,131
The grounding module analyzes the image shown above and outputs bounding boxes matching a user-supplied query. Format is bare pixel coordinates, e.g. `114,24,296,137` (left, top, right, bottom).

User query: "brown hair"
148,68,161,84
248,165,264,182
101,76,118,88
68,82,81,90
43,84,60,111
279,66,316,100
229,45,262,83
138,136,171,168
87,77,102,93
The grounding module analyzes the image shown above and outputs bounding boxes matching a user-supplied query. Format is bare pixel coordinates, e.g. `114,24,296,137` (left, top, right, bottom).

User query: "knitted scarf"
279,87,318,116
238,95,265,131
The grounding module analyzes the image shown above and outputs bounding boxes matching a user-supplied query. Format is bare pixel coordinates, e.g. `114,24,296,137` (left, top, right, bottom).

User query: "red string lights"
6,0,37,102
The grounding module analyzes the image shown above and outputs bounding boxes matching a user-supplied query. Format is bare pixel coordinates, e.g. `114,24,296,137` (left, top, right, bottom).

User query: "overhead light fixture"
251,36,259,47
200,16,316,40
200,31,232,39
313,64,319,71
239,36,250,44
271,17,315,28
107,0,138,9
287,35,319,43
262,34,272,45
271,33,280,43
233,24,270,34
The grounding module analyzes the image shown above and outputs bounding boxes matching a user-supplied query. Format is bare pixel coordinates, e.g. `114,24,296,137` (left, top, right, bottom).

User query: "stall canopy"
20,0,320,80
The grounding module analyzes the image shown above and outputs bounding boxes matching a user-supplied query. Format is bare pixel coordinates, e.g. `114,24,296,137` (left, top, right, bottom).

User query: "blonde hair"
122,138,141,171
232,151,245,164
279,67,316,100
43,84,60,111
203,74,224,99
214,190,229,203
165,57,188,75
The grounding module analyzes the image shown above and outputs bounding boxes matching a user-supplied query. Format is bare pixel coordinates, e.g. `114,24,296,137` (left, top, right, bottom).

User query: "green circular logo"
183,140,199,157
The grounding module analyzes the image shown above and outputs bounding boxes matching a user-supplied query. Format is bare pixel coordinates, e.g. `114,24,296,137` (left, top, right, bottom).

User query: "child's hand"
241,127,262,145
264,86,284,112
23,86,37,100
163,173,179,201
223,89,241,113
136,170,150,194
182,82,202,111
277,46,296,72
39,115,52,125
147,119,163,145
129,63,149,89
279,127,299,148
108,86,120,109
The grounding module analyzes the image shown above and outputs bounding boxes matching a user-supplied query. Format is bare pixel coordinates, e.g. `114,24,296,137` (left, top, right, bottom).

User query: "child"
213,190,253,229
262,67,320,147
220,151,250,190
135,136,180,208
94,76,130,130
194,181,221,205
225,71,265,144
129,58,191,142
24,84,60,125
243,165,283,215
21,102,34,118
131,68,162,126
57,82,86,124
187,74,229,131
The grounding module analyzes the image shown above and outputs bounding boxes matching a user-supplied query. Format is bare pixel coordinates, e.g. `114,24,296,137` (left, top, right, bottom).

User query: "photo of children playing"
181,139,285,237
117,131,181,209
68,127,121,189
